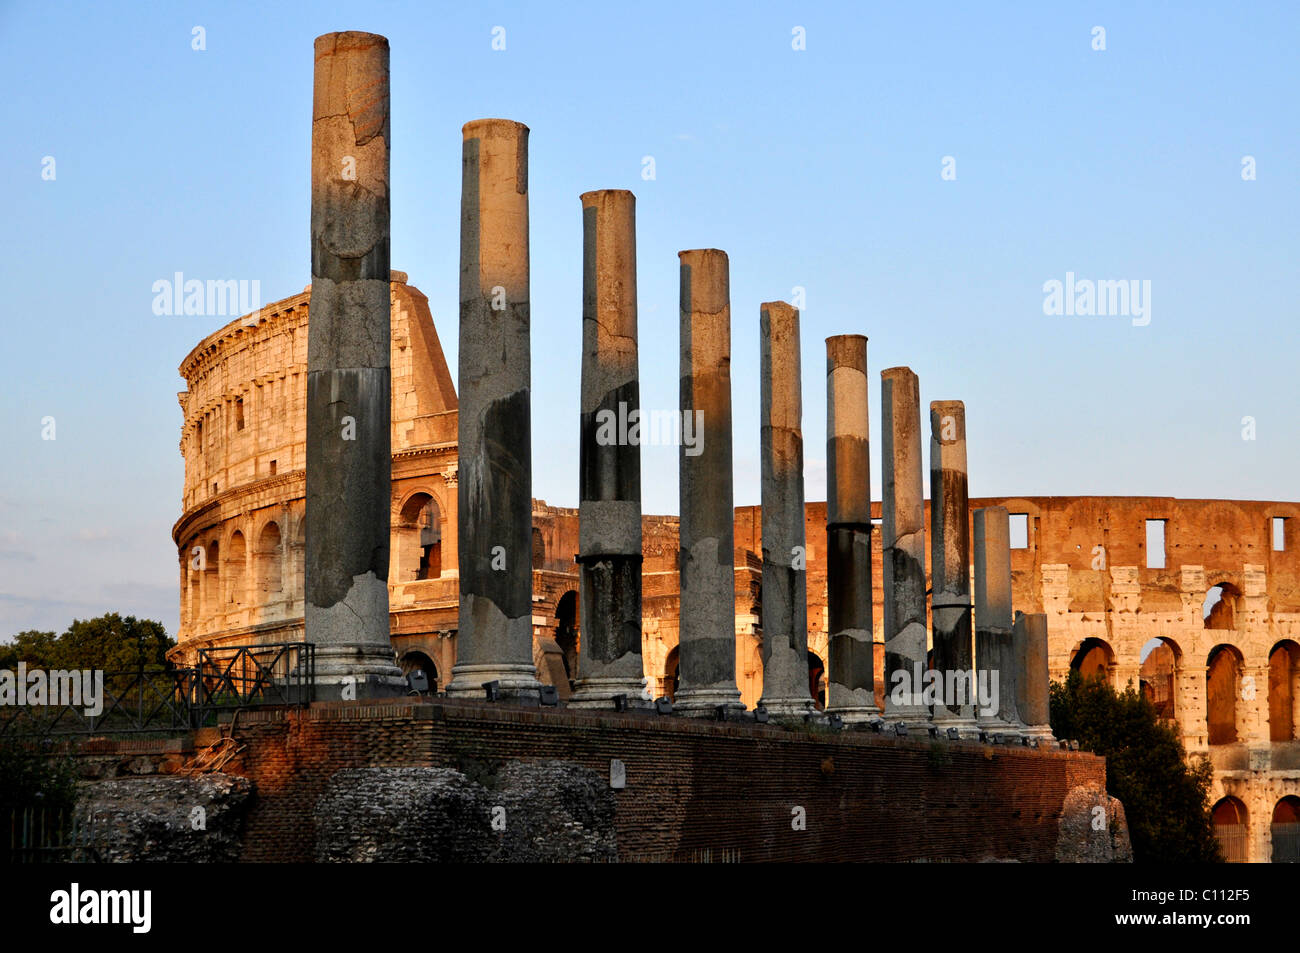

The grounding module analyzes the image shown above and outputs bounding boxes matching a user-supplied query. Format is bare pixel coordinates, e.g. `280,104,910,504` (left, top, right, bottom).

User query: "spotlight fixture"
483,680,501,702
946,727,960,741
406,669,429,695
613,693,629,712
755,707,770,724
539,685,559,707
654,696,673,715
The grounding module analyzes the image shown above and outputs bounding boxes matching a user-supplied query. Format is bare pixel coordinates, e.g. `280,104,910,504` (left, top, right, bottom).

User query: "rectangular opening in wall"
1146,519,1166,569
235,397,245,431
1009,513,1029,549
269,459,277,476
1274,517,1287,552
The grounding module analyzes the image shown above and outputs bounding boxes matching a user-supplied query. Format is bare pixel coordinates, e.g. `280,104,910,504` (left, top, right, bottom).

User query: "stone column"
1016,612,1055,741
929,401,977,735
756,302,815,717
881,367,928,723
974,506,1017,732
446,119,541,701
305,31,403,696
824,335,880,722
675,249,744,715
570,189,649,709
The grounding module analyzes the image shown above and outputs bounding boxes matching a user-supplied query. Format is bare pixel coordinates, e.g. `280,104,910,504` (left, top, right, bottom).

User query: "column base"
445,662,542,702
882,704,930,725
312,643,405,699
826,705,884,724
567,676,653,710
1022,724,1055,743
932,707,981,739
757,696,818,718
672,686,745,717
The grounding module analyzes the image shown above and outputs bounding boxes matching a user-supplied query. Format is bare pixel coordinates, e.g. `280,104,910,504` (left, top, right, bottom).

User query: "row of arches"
181,490,449,626
1213,795,1300,863
1072,636,1300,744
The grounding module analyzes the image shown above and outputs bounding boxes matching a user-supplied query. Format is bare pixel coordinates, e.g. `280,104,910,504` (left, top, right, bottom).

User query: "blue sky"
1,0,1296,637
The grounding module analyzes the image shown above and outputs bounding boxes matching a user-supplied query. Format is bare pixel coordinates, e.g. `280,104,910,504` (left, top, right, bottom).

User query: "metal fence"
1215,823,1249,863
2,807,94,863
0,642,314,738
1272,822,1300,863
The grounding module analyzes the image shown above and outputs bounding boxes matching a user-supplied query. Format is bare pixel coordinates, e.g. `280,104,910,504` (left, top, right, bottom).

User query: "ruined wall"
68,700,1112,863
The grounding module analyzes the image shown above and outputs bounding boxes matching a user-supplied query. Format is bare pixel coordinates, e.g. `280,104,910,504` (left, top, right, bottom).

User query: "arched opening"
399,650,439,693
1207,644,1244,745
1271,796,1300,863
396,494,442,581
1269,640,1300,742
532,528,545,570
663,645,680,702
204,540,220,616
807,651,826,711
555,591,578,683
1139,637,1180,724
226,532,247,606
1212,797,1249,863
1070,637,1115,684
1204,583,1242,631
257,522,283,597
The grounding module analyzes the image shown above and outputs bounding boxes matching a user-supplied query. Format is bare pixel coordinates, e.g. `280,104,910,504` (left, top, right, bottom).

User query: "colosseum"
172,276,1300,862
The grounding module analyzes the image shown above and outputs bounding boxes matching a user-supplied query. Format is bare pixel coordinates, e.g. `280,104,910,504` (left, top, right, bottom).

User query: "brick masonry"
70,699,1107,862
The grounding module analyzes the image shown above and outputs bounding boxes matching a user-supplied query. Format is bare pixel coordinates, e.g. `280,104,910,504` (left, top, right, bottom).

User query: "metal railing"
0,643,314,738
2,807,95,863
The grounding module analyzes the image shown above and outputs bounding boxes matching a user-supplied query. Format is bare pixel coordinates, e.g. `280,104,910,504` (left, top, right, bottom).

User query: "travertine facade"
175,282,1300,861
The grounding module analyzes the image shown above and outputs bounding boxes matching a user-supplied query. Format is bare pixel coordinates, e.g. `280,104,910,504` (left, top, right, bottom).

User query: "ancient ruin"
157,30,1300,863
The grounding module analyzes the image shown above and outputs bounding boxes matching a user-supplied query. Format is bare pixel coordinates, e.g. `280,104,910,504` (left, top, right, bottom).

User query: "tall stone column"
974,506,1017,732
1016,612,1055,741
825,335,880,722
881,367,928,723
446,119,541,701
570,189,649,709
756,302,815,717
675,249,744,716
305,31,403,696
929,401,977,735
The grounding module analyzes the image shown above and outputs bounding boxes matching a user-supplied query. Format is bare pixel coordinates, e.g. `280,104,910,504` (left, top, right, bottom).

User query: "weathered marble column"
446,119,541,701
824,335,880,722
675,249,744,715
570,189,649,709
1016,612,1055,741
305,31,403,695
881,367,929,723
929,401,977,735
756,302,815,717
974,506,1017,732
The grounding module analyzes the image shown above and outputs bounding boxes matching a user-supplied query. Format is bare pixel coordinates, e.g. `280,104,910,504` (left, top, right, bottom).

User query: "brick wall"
120,699,1105,862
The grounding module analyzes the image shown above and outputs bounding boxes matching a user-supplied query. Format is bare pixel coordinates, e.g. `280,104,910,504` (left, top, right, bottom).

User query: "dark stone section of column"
447,118,540,701
881,366,928,723
571,190,648,708
824,335,879,721
305,31,402,696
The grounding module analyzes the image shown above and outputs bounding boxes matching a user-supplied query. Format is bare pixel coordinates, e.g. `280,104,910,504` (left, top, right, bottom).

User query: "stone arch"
555,590,579,682
399,650,439,692
204,539,221,616
1204,582,1242,631
226,531,247,606
1269,640,1300,742
1139,636,1181,723
396,492,442,582
257,521,283,596
1271,796,1300,863
663,645,680,702
1070,637,1115,684
1212,796,1249,863
807,650,826,711
532,527,545,570
1206,643,1245,745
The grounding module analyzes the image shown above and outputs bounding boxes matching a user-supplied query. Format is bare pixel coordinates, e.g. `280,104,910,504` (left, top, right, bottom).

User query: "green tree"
1,613,173,673
1051,671,1222,863
0,727,78,813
